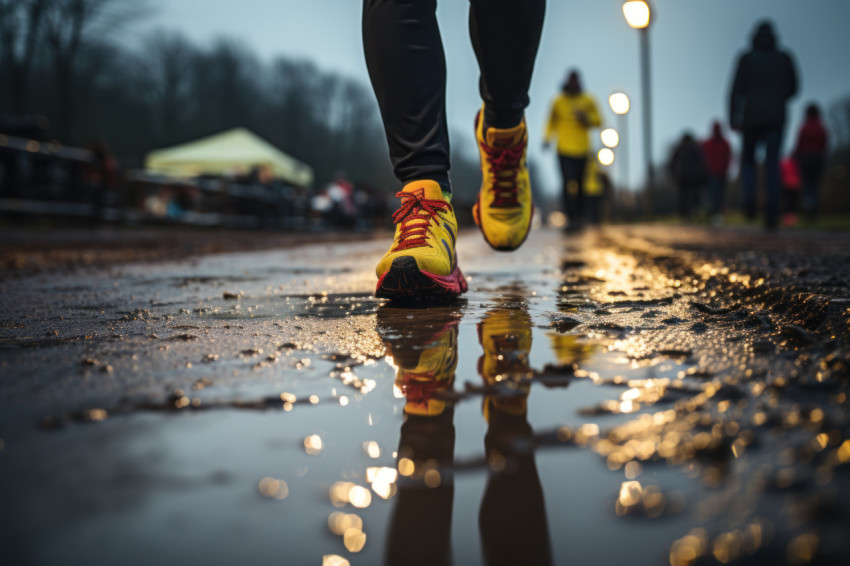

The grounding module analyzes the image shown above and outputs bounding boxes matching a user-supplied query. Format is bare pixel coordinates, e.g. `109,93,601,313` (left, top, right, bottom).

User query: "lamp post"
609,92,630,192
622,1,654,217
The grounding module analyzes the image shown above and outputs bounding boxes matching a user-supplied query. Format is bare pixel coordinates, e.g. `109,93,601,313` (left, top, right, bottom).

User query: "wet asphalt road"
1,226,849,566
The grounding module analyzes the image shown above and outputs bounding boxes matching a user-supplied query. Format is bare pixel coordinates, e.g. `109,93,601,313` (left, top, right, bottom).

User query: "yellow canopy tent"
145,127,313,186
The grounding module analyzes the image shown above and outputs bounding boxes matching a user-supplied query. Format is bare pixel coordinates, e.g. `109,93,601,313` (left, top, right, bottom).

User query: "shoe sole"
376,256,468,300
473,199,535,252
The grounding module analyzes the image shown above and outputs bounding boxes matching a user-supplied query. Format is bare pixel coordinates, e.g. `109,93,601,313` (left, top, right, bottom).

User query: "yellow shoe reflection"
378,306,460,566
476,300,553,566
477,303,533,419
377,306,460,417
548,332,596,367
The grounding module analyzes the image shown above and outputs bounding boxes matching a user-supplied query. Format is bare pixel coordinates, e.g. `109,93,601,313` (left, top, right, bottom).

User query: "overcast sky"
136,0,850,195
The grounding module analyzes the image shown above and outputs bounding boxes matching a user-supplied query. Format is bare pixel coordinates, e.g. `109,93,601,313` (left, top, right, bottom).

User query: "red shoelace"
480,138,526,207
391,188,450,251
399,371,448,404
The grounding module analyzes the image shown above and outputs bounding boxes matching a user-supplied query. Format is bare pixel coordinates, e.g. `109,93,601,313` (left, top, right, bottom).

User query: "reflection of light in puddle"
575,423,599,444
304,435,323,455
328,512,362,535
622,388,640,401
257,477,289,500
329,482,372,508
363,441,381,459
366,467,398,499
424,469,441,488
327,507,368,553
398,458,414,476
343,528,367,552
618,480,642,507
348,486,371,508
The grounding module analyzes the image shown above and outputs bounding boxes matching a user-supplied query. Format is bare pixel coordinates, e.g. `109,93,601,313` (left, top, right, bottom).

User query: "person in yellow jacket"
544,70,602,229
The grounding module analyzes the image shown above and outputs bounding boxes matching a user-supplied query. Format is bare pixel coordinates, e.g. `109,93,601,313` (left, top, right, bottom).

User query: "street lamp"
609,92,630,115
623,1,651,29
622,1,654,216
601,128,619,149
598,148,615,167
609,91,630,191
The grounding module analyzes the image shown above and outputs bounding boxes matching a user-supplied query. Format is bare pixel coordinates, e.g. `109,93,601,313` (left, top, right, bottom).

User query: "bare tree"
0,0,47,113
41,0,147,139
140,29,196,142
829,96,850,150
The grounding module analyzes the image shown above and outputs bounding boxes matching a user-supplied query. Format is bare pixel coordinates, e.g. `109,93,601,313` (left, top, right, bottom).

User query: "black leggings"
558,155,587,224
363,0,546,193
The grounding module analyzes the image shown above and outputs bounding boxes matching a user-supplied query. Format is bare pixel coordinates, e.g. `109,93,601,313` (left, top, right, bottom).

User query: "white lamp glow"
623,1,651,29
601,128,620,148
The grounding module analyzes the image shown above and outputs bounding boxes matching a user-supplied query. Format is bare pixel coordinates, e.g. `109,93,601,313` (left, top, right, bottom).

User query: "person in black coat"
729,21,799,230
670,133,707,221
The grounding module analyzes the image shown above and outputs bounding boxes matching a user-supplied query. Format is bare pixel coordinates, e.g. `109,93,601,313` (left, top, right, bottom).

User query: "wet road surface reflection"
1,228,849,565
379,298,552,566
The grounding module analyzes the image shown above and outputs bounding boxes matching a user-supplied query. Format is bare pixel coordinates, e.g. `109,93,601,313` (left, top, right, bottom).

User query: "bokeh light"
258,477,289,500
304,434,323,455
363,441,381,459
601,128,620,148
548,210,567,228
609,92,630,115
598,148,615,166
623,1,651,29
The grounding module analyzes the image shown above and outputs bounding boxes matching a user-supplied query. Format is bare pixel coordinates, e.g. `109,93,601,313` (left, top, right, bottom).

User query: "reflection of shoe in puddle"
377,306,461,416
477,304,533,418
476,303,554,566
548,332,596,368
379,306,460,565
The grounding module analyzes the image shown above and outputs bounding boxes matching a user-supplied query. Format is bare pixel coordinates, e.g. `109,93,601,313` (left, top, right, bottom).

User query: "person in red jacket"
701,121,732,224
793,103,829,221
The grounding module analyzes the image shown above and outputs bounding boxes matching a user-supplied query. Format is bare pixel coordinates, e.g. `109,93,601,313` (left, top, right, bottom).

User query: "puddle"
2,230,848,565
193,292,382,320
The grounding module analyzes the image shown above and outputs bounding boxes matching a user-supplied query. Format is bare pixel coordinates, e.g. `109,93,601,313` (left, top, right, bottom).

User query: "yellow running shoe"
473,110,534,251
376,180,468,299
477,305,534,419
377,306,460,416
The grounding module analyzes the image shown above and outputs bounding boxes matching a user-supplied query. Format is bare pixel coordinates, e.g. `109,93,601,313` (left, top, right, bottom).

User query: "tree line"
0,0,484,194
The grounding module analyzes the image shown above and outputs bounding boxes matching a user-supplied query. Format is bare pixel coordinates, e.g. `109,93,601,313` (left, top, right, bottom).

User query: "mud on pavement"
0,226,849,565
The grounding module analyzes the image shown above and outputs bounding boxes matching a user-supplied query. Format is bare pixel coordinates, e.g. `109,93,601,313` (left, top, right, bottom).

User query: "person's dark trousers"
362,0,545,194
783,187,800,216
386,410,455,566
587,195,602,224
677,182,698,220
708,174,727,216
741,126,783,227
479,405,552,566
798,153,824,219
557,154,587,227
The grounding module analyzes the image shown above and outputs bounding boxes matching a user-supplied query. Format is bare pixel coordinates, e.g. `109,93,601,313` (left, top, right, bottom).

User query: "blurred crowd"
2,10,848,234
667,21,831,230
669,104,828,228
0,119,394,232
545,20,844,231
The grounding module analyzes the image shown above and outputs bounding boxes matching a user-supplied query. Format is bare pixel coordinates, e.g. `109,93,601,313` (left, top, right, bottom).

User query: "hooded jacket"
701,123,732,176
794,116,828,157
729,23,799,129
670,135,707,185
545,91,602,157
